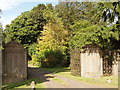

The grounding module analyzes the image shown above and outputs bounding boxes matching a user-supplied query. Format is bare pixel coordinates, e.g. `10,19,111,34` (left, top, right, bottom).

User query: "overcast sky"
0,0,58,29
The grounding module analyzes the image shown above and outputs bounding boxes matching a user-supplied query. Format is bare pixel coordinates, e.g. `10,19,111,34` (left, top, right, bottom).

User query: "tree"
69,19,120,50
68,2,120,50
101,2,119,24
55,2,119,26
55,2,81,29
35,8,68,67
3,4,46,47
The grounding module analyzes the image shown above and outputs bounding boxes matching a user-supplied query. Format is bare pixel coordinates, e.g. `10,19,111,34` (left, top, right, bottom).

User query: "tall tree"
69,19,120,50
55,2,81,29
69,2,120,50
3,4,46,47
35,7,68,67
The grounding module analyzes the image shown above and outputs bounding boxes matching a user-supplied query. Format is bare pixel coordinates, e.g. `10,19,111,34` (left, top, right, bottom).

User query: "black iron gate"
103,51,112,76
70,50,81,76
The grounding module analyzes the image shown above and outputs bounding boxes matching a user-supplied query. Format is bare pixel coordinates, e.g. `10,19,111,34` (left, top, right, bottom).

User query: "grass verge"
2,78,44,89
42,67,118,88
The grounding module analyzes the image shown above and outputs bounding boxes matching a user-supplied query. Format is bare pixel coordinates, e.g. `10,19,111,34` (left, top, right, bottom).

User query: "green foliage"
33,49,67,68
69,20,120,50
68,2,120,50
35,8,68,67
26,5,69,67
3,4,46,47
69,20,98,49
40,50,57,68
55,2,82,29
102,2,120,23
55,2,105,27
28,43,38,57
55,2,119,26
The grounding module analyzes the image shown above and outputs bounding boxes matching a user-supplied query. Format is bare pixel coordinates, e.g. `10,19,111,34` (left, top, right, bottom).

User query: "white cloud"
0,0,58,11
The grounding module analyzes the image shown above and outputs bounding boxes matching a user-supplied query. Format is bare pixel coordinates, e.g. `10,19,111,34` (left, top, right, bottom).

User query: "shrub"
41,55,56,68
38,49,67,68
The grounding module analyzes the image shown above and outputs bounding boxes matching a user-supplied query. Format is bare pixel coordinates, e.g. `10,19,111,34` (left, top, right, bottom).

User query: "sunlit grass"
58,72,118,88
41,67,70,73
2,78,44,89
42,67,118,88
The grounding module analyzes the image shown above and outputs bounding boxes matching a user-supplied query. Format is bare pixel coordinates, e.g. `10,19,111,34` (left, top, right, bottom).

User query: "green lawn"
2,78,45,89
42,67,118,88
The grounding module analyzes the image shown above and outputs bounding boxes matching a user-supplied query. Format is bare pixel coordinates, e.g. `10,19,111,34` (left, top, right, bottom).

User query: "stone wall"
2,41,27,84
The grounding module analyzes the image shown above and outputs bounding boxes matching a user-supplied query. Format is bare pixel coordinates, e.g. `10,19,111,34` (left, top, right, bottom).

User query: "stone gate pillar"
2,41,27,84
80,44,103,78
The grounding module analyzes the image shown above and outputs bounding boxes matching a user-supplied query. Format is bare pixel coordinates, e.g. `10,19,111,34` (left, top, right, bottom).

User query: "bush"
28,44,68,67
38,49,67,68
62,60,70,67
28,43,38,59
41,55,56,68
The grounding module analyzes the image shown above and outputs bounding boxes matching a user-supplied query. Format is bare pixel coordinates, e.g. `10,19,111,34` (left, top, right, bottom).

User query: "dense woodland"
2,2,120,67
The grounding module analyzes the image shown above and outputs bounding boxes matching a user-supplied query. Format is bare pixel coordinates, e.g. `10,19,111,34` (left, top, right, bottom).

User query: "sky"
0,0,59,29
